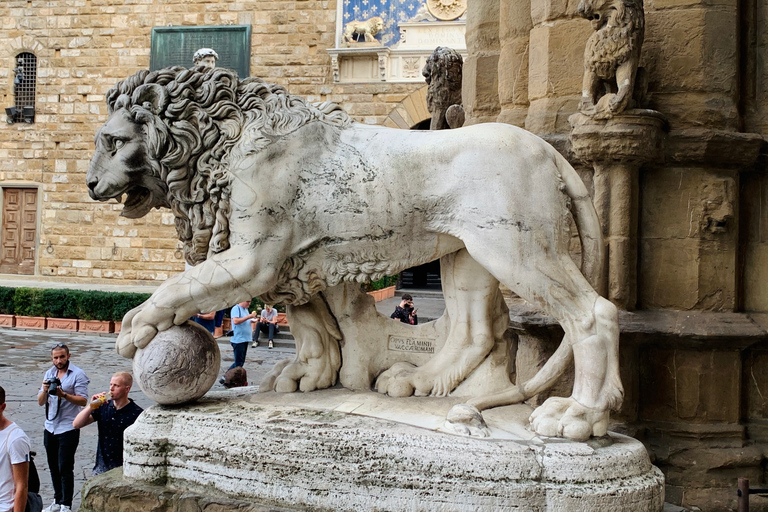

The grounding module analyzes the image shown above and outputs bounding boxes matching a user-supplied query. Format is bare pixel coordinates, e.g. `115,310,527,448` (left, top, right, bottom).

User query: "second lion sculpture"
87,66,622,441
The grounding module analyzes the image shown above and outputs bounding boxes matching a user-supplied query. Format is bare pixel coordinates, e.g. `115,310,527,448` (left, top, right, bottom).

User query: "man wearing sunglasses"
36,344,89,512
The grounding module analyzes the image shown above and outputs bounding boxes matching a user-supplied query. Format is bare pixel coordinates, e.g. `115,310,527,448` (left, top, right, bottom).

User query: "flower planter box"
276,313,288,326
47,318,78,331
78,320,114,333
114,321,122,334
0,314,15,327
367,285,396,303
222,318,232,332
15,316,47,329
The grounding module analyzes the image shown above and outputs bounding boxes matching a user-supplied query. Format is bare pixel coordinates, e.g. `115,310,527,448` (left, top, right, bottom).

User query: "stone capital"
569,109,669,167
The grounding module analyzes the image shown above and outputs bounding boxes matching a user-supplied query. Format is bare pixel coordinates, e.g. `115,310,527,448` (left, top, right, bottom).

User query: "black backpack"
25,451,42,512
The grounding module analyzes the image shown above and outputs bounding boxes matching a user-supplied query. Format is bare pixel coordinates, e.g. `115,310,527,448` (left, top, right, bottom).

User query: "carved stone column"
569,110,667,309
496,0,531,127
461,0,500,125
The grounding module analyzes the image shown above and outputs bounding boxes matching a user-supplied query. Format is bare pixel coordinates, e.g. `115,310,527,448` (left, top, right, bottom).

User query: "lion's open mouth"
120,186,157,218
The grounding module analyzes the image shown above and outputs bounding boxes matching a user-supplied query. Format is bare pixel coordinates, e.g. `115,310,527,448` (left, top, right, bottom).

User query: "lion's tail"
555,152,606,296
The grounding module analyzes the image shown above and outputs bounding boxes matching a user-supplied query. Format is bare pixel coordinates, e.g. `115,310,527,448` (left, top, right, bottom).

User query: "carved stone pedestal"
81,389,664,512
569,110,668,309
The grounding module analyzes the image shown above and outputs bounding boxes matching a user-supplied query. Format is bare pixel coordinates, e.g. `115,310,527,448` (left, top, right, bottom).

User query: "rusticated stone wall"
0,0,426,285
467,1,768,511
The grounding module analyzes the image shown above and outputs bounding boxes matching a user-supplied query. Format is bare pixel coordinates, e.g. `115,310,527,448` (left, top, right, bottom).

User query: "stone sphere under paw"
133,321,220,405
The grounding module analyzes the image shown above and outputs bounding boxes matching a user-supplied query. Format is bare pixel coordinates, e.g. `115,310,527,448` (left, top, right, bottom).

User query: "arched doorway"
383,87,441,290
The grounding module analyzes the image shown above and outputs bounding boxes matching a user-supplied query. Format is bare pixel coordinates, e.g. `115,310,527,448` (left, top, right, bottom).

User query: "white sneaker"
251,341,259,348
43,503,60,512
60,506,72,512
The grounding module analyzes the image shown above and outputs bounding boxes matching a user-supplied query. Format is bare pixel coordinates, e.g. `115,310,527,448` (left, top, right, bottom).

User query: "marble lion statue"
577,0,645,119
87,66,622,441
343,16,384,44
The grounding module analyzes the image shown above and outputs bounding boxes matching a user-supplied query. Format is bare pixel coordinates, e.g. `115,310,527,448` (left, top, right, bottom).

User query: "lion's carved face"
87,109,169,218
576,0,614,29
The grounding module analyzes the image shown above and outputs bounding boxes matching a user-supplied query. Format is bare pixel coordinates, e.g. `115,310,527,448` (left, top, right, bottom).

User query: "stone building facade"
463,1,768,511
2,0,767,510
0,0,462,285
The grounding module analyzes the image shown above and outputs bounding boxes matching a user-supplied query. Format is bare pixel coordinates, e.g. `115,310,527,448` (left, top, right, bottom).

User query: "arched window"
9,52,37,123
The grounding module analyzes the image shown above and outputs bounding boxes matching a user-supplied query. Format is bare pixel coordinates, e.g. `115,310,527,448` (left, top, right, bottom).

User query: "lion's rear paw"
444,404,490,438
529,396,609,442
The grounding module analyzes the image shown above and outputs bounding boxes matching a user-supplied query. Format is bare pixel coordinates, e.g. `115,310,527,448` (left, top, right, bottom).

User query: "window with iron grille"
11,52,37,123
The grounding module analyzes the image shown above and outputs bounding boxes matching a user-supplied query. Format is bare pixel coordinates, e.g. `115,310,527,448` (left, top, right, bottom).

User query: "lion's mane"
106,66,351,266
584,0,644,80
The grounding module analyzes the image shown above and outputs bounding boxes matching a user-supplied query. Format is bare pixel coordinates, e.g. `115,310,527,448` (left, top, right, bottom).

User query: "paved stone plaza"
0,327,296,511
0,294,447,511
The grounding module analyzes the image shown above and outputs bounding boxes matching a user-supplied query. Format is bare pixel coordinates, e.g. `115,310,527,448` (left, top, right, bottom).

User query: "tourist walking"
220,300,256,384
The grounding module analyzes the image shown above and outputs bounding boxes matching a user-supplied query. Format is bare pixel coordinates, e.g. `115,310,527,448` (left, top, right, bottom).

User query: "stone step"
218,331,297,350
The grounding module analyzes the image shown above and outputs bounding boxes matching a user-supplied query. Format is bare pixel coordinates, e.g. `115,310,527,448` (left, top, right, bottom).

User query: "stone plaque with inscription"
150,25,251,78
387,335,436,354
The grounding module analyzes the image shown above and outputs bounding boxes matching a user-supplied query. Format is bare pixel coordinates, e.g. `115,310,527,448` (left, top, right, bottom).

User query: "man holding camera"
37,344,89,512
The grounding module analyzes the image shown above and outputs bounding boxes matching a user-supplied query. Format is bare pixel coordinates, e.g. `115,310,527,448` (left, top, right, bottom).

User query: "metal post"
739,477,750,512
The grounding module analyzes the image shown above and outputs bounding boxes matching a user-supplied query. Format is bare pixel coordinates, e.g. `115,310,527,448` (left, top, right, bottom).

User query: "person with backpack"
0,384,31,512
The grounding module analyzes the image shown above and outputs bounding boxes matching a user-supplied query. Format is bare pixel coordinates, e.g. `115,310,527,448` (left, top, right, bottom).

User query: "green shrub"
112,293,151,322
363,274,399,292
42,289,80,319
0,287,15,315
13,287,45,317
74,290,116,321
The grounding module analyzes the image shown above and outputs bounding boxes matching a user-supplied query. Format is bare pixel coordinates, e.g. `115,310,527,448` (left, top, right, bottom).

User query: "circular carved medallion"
426,0,467,21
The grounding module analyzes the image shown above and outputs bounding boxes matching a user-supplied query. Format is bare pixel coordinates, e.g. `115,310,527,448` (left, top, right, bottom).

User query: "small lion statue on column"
577,0,647,119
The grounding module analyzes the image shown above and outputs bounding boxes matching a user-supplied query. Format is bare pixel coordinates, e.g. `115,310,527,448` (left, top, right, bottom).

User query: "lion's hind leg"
462,231,622,441
375,249,504,398
259,294,342,393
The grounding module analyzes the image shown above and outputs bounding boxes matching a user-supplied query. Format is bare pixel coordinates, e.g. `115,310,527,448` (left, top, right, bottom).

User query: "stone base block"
89,389,664,512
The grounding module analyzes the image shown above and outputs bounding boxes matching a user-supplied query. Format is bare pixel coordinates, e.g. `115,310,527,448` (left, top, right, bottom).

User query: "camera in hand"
46,377,61,396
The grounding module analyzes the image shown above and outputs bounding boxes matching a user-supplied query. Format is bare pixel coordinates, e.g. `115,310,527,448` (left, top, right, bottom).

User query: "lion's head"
370,17,384,35
87,66,350,266
576,0,644,31
423,46,463,130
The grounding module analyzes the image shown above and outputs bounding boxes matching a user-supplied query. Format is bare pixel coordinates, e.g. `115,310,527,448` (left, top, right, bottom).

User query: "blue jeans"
253,321,276,341
229,342,248,370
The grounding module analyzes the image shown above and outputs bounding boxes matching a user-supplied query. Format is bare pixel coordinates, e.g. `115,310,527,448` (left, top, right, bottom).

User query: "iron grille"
12,52,36,123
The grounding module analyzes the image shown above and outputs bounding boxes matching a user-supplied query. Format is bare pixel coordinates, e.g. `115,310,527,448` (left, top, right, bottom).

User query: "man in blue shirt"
37,343,89,512
73,372,143,475
191,310,216,334
223,300,256,380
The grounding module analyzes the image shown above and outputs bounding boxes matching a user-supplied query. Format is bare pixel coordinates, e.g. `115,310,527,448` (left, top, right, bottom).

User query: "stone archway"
382,85,430,129
382,85,441,289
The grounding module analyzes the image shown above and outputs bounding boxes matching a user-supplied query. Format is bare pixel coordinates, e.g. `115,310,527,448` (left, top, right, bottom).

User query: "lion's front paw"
578,98,597,116
529,396,609,441
259,345,340,393
375,362,417,397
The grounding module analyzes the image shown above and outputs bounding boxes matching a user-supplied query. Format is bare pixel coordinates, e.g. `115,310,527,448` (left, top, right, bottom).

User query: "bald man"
73,372,143,475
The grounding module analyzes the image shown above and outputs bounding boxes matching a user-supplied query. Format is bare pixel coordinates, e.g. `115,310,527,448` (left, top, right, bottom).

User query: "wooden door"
0,188,37,275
